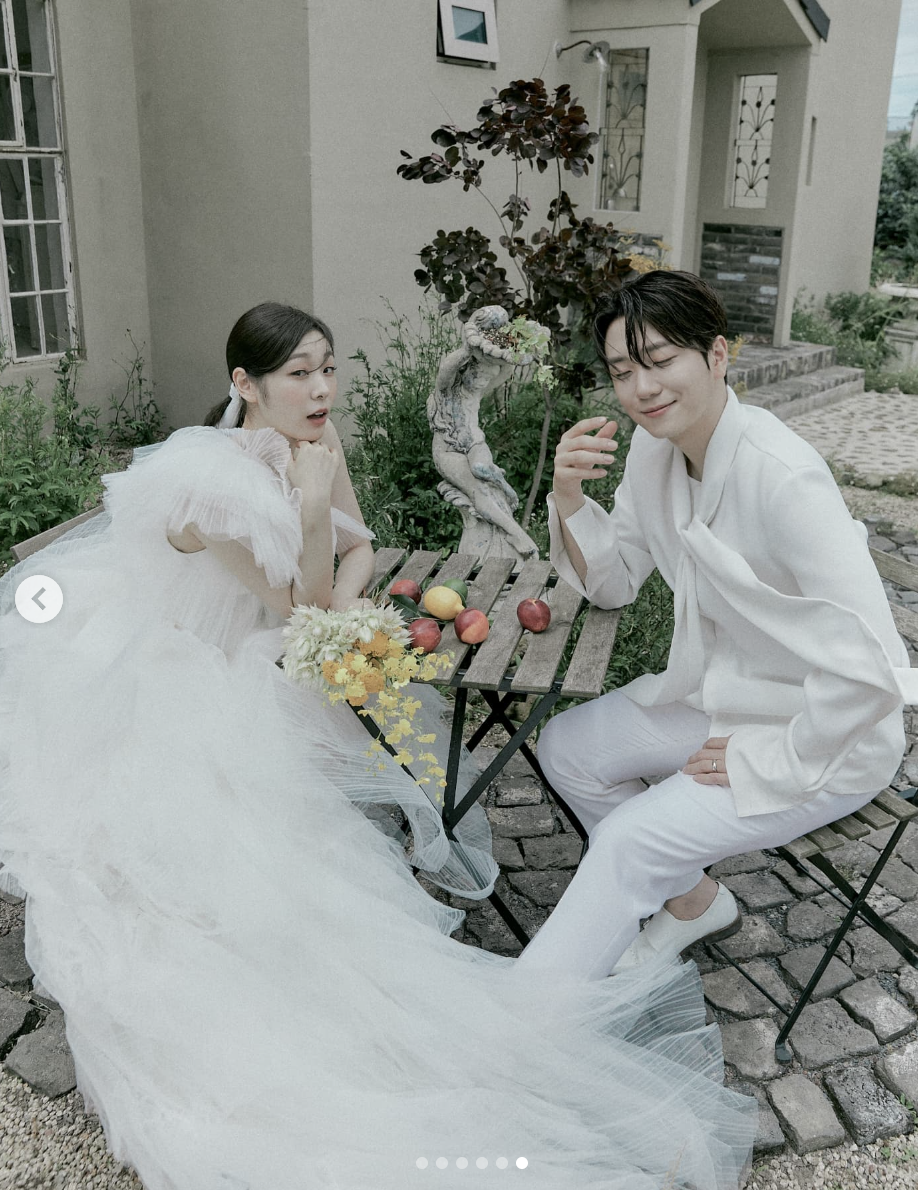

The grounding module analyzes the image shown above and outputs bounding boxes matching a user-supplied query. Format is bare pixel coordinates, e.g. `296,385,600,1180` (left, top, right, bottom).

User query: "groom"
515,269,909,980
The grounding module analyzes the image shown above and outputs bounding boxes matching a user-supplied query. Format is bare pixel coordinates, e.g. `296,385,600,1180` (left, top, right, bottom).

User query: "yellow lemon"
422,585,465,620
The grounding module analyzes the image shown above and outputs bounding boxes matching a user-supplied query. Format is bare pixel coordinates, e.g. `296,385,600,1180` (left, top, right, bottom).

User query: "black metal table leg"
352,697,532,947
478,689,589,848
445,689,561,831
771,826,915,1062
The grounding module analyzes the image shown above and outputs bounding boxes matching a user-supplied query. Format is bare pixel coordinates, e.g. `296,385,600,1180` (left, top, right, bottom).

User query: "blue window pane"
452,6,487,43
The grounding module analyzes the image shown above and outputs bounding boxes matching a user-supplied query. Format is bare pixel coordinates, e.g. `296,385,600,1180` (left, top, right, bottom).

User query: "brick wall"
699,223,783,340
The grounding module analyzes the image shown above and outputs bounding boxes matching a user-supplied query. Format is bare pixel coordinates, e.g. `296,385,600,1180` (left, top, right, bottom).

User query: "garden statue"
427,306,548,566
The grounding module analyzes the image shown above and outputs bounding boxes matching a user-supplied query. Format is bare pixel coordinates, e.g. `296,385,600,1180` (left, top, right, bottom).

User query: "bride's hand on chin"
287,440,339,511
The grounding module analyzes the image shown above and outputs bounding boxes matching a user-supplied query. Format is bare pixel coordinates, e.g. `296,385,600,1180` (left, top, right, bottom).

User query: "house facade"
5,0,902,428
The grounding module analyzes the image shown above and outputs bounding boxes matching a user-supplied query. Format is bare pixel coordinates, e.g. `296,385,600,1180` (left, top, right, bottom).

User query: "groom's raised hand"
552,417,619,502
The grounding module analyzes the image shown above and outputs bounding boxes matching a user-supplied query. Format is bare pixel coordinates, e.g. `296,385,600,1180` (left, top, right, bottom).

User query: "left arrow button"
15,575,63,623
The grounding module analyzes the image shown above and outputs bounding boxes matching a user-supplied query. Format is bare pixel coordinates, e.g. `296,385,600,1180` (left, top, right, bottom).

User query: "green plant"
791,290,909,390
0,351,113,559
107,332,165,447
0,338,168,568
344,304,465,554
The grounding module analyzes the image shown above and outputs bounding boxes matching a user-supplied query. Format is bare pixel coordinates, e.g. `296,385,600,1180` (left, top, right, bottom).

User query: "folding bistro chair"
708,545,918,1062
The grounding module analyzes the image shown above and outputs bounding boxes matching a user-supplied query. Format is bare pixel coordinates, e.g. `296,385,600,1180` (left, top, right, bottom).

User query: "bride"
0,302,756,1189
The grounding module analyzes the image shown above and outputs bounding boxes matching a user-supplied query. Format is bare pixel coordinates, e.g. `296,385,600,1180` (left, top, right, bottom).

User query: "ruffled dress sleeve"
102,426,305,589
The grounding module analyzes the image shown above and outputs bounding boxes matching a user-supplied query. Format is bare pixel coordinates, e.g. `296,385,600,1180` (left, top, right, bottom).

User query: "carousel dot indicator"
516,1158,528,1169
416,1158,428,1169
496,1157,508,1169
436,1157,449,1169
456,1157,468,1168
476,1157,488,1169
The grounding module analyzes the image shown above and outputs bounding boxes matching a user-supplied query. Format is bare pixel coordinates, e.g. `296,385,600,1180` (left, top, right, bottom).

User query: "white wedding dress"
0,426,756,1190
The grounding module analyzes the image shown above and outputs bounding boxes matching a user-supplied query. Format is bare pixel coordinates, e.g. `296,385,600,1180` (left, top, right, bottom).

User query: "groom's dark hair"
593,270,728,373
204,303,335,428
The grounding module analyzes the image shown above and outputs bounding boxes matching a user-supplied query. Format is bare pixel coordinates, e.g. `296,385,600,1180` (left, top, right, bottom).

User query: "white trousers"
516,691,878,980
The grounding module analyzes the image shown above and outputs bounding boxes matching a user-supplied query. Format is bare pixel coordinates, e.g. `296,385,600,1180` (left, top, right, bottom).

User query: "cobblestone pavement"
786,391,918,483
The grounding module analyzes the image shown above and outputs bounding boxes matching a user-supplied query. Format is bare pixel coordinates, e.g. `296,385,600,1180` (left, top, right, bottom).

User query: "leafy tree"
397,77,634,396
874,133,918,269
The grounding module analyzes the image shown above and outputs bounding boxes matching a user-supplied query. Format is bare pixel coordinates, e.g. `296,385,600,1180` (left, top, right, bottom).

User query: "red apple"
408,618,442,653
390,578,423,603
516,598,551,633
454,607,490,644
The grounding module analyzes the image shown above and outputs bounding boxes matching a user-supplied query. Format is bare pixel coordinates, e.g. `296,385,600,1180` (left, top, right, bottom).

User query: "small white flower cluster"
281,603,409,686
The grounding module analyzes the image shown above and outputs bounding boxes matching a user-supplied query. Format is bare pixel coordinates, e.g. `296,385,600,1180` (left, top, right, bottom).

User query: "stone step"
731,342,836,391
740,365,865,422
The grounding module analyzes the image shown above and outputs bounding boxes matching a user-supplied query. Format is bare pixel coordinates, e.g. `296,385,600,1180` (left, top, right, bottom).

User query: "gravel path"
745,1134,918,1189
0,1067,141,1190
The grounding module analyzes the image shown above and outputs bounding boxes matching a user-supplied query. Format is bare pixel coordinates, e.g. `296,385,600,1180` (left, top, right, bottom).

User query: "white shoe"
611,883,742,974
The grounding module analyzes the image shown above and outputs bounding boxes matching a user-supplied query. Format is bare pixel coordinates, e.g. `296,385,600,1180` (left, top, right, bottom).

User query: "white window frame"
0,0,76,362
729,73,777,210
437,0,499,64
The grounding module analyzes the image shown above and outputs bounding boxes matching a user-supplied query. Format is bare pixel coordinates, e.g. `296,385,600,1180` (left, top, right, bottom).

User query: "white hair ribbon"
217,383,244,429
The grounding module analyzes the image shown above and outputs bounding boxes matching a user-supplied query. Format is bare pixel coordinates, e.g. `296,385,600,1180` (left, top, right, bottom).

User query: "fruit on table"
408,618,442,652
454,608,490,644
439,578,469,603
389,578,423,603
422,585,464,620
516,598,551,633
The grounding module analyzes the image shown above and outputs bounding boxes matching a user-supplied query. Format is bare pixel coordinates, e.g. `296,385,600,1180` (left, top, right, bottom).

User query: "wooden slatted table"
365,547,621,944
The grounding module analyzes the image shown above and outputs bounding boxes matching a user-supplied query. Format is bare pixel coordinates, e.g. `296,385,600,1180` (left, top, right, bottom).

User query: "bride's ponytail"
203,392,244,428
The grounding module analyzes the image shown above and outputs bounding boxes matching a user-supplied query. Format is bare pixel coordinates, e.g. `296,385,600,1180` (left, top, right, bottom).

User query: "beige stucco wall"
791,0,902,311
304,0,589,420
128,0,314,429
567,10,700,260
694,45,812,344
25,0,150,412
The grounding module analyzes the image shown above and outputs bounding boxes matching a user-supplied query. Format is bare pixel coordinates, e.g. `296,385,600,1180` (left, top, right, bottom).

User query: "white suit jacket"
548,388,918,817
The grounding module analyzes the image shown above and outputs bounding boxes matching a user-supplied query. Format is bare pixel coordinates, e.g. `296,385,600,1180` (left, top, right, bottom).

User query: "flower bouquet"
281,603,454,799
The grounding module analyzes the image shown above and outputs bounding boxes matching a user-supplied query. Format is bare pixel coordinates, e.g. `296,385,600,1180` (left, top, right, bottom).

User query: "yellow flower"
333,667,349,686
368,630,391,657
393,749,414,767
348,653,368,672
417,733,436,744
346,681,368,701
377,692,398,710
429,766,445,778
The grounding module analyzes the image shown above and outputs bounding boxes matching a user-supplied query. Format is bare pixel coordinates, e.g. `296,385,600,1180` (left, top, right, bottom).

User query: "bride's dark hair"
203,302,335,427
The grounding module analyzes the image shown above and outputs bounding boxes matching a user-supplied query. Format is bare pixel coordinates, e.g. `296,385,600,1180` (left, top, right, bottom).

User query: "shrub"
0,341,168,568
791,290,906,389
